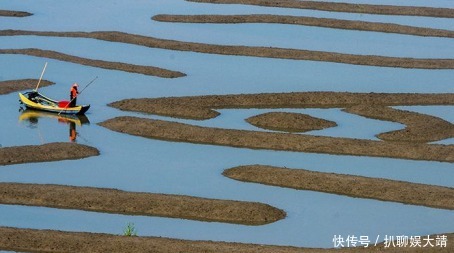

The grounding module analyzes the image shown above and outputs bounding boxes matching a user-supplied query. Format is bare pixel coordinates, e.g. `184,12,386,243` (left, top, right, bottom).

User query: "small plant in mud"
123,222,137,236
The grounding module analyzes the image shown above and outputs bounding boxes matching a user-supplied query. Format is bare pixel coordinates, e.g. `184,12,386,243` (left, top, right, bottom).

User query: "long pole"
34,62,48,91
58,76,98,115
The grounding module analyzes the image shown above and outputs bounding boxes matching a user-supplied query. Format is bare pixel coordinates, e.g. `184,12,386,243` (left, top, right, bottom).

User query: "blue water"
0,0,453,248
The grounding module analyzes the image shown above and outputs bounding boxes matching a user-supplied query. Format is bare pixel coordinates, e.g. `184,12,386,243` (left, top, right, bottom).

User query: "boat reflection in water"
19,109,90,142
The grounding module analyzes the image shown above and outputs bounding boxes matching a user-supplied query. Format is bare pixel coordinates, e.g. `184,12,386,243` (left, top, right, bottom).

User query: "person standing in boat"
69,83,79,107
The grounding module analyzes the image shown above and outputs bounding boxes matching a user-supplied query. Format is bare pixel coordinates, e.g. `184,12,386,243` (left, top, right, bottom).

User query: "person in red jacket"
70,83,79,107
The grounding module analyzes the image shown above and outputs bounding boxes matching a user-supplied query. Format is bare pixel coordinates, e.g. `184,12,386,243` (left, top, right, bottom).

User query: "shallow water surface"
0,0,453,249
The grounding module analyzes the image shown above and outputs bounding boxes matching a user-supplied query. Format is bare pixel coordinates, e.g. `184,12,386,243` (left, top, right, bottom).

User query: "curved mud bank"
0,227,452,253
108,92,454,120
0,10,32,17
0,48,185,78
99,116,454,162
187,0,454,18
224,165,454,210
152,14,454,38
0,183,284,225
0,143,99,166
1,30,453,69
0,79,54,95
344,106,454,143
246,112,337,132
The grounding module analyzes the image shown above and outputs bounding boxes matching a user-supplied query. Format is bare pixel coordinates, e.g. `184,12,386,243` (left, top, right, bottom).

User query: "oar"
34,62,48,92
58,76,98,115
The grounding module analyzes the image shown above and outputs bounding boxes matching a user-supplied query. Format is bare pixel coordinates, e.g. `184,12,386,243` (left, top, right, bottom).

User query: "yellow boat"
19,91,90,115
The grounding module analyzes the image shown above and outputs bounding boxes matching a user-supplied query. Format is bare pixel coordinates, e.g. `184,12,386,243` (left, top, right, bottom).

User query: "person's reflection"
69,122,77,142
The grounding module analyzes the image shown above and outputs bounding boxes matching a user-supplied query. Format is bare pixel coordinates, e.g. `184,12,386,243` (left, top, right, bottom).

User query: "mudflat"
246,112,337,132
187,0,454,18
153,14,454,38
0,48,185,78
0,79,54,95
0,10,32,17
0,183,285,225
99,116,454,162
1,30,453,69
0,227,452,253
0,142,99,166
224,165,454,210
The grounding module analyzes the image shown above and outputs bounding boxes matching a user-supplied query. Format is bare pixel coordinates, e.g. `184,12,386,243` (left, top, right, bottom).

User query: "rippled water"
0,0,453,248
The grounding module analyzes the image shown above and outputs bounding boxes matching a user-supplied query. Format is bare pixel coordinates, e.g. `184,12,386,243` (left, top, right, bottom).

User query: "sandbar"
246,112,337,132
224,165,454,210
1,30,453,69
0,227,451,253
0,79,54,95
0,48,185,78
0,142,99,166
153,14,454,38
187,0,454,18
0,183,285,225
99,116,454,162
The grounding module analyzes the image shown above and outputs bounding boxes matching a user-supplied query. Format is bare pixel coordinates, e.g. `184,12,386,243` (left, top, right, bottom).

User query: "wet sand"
0,227,451,253
344,105,454,143
0,79,54,95
0,48,185,78
99,116,454,162
0,183,285,225
0,143,99,166
1,30,453,69
246,112,337,132
108,92,454,120
153,14,454,38
0,10,32,17
224,165,454,210
187,0,454,18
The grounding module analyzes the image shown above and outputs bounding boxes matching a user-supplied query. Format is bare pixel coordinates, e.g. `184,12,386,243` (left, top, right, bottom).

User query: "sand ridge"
0,79,54,95
0,48,185,78
187,0,454,18
245,112,337,132
153,14,454,38
0,142,99,166
1,30,454,69
224,165,454,210
0,10,32,17
0,183,285,225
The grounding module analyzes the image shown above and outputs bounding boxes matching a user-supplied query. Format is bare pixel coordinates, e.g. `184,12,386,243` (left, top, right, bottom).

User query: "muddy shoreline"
224,165,454,210
1,30,453,69
0,48,185,78
153,14,454,38
99,116,454,162
0,227,451,253
0,79,54,95
344,106,454,143
108,92,454,120
0,10,32,17
187,0,454,18
246,112,337,132
0,143,99,166
0,183,284,225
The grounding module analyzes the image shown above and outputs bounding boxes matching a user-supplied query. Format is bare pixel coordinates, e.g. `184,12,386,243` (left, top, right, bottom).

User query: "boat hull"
19,92,90,115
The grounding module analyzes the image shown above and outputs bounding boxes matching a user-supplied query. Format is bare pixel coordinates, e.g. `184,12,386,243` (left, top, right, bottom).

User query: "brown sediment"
108,92,454,120
0,79,54,95
0,183,285,225
153,14,454,38
344,105,454,143
0,143,99,166
1,30,453,69
99,116,454,162
187,0,454,18
0,10,32,17
0,227,452,253
0,48,185,78
224,165,454,210
245,112,337,132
